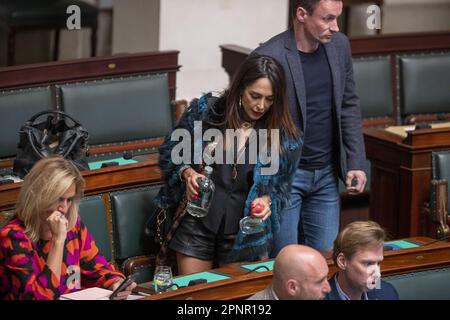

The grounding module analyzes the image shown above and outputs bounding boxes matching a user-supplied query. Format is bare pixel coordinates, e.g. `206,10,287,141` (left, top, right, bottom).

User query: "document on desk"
60,287,143,300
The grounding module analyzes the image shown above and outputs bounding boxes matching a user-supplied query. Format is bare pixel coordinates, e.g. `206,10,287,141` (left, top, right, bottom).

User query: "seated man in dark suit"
248,244,331,300
326,220,399,300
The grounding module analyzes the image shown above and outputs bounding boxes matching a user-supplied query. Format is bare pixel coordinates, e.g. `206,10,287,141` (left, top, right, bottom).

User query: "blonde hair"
332,220,386,263
15,156,85,242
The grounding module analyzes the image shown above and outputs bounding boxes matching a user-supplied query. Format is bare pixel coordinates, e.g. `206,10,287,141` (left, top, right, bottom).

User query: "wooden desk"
0,153,162,212
136,237,449,300
364,127,450,238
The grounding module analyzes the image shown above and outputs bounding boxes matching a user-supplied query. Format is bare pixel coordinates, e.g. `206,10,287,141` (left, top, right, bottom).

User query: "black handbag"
13,110,89,178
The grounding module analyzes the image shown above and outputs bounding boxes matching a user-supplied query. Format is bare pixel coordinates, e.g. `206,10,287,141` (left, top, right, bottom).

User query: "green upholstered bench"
57,74,174,147
353,56,395,127
431,150,450,236
399,53,450,125
77,185,163,284
0,86,53,159
109,185,162,283
78,194,112,262
384,267,450,299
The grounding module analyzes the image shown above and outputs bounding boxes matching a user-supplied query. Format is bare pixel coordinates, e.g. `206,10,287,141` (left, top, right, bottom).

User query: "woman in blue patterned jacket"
154,55,302,274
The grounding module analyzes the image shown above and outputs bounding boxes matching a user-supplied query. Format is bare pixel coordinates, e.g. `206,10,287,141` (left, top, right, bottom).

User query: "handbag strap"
28,110,82,128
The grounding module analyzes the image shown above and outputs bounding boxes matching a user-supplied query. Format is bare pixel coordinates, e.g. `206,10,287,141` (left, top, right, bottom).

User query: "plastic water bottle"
186,166,215,218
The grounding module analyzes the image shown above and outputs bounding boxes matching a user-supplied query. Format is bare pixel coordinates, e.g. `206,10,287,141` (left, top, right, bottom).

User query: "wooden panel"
350,32,450,56
0,51,181,101
364,127,450,238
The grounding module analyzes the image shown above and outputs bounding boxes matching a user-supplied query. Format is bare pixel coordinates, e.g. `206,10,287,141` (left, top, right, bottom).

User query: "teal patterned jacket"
154,93,302,262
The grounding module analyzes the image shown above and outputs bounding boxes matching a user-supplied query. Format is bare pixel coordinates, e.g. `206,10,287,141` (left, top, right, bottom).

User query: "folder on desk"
240,260,274,272
88,158,138,170
384,240,420,250
172,271,230,287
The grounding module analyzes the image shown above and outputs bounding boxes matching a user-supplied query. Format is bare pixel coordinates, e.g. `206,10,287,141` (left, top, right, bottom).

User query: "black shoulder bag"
13,110,89,178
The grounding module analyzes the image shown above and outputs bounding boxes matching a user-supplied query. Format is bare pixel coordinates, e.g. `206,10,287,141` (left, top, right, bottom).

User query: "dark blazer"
326,273,399,300
254,29,366,180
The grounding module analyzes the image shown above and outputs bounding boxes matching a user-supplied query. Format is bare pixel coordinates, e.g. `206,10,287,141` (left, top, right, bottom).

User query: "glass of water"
153,266,173,294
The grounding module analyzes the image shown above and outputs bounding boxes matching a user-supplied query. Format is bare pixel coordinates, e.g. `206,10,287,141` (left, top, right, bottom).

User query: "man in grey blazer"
253,0,367,255
248,244,331,300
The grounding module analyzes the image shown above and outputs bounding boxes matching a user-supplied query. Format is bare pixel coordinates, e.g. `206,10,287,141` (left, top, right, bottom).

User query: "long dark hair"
223,54,297,140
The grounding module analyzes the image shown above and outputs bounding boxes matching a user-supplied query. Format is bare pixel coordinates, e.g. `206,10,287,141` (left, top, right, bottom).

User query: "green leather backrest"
432,150,450,205
78,195,112,262
58,74,173,146
399,53,450,117
0,87,52,158
384,267,450,299
109,186,161,261
352,57,393,119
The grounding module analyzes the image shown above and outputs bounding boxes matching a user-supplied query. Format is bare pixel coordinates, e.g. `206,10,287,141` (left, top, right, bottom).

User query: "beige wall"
348,0,450,36
112,0,160,54
158,0,289,100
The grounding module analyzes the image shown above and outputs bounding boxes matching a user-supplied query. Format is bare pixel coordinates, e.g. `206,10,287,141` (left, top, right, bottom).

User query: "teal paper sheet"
172,271,230,287
240,260,274,272
385,239,420,249
88,158,138,170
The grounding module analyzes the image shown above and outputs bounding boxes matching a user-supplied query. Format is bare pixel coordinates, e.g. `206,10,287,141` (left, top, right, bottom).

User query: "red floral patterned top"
0,216,124,300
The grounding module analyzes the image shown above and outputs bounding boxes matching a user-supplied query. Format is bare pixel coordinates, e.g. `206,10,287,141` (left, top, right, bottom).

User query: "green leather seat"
0,0,98,65
58,74,173,146
78,195,112,262
399,53,450,122
352,57,393,120
109,186,161,265
0,87,53,158
384,267,450,299
432,150,450,208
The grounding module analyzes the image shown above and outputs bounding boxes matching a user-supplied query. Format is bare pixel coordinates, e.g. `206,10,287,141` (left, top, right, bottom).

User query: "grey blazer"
254,29,366,180
247,285,278,300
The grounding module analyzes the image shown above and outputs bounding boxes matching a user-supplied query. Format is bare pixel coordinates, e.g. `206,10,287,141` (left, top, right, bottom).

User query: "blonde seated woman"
0,156,136,300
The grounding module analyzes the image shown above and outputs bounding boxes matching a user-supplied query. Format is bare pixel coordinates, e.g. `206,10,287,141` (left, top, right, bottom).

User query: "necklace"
230,122,255,180
231,134,250,181
241,121,255,129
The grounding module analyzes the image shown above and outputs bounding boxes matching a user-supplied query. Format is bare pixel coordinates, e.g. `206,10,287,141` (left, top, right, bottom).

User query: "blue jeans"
271,165,340,256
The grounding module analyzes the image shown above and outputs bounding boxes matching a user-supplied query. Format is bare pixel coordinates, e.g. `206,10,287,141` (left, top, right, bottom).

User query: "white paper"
60,287,112,300
60,287,144,300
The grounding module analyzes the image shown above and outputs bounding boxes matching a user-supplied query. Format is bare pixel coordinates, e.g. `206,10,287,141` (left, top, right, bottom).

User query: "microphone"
420,234,450,247
245,265,270,274
415,122,432,130
188,279,207,286
123,151,133,160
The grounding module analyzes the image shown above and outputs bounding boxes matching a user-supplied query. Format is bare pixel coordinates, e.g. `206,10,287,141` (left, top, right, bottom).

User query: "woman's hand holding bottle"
182,167,205,201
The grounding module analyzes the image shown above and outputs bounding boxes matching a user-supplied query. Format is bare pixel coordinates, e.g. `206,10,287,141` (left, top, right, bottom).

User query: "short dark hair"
291,0,321,17
291,0,342,18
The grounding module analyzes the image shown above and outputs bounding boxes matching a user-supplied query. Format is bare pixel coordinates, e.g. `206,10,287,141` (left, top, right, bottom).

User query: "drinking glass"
153,266,173,294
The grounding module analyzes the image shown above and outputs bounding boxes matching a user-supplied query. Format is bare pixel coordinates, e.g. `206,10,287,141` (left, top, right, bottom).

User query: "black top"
298,44,336,169
202,134,256,234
